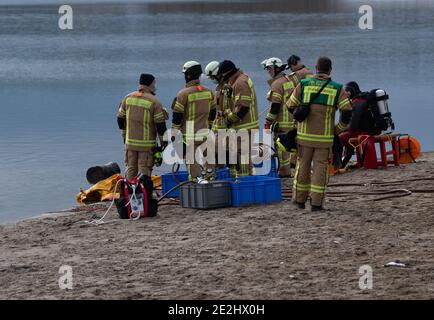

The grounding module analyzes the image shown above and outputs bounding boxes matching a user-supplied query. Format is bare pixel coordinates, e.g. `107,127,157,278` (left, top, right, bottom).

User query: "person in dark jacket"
338,81,381,167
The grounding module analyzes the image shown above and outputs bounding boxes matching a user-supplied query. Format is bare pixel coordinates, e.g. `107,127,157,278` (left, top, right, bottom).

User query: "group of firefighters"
117,55,358,211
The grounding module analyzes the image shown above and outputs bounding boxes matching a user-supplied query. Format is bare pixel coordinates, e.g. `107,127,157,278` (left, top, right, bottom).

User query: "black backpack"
115,175,158,219
276,128,298,152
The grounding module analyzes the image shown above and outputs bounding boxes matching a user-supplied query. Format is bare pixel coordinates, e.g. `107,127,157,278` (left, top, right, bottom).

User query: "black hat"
139,73,155,86
287,55,301,66
185,65,202,77
344,81,361,99
218,60,237,76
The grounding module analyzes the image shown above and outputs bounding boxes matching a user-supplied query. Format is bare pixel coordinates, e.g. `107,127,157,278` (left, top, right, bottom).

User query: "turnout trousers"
275,128,293,177
185,141,215,181
293,144,331,206
231,129,254,177
125,149,154,180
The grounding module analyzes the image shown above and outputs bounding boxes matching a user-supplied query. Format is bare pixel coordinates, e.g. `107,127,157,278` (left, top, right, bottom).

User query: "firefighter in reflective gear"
205,61,230,168
286,54,314,80
205,61,227,132
261,57,297,177
172,61,216,181
117,73,168,180
282,55,314,169
288,57,352,211
217,60,259,177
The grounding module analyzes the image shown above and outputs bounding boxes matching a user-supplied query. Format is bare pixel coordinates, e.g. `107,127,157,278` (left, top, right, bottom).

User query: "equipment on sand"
115,174,158,219
86,162,121,185
367,89,394,132
398,135,421,164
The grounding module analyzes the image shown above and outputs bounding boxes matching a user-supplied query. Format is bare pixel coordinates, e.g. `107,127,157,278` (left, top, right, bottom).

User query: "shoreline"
4,150,434,226
0,152,433,299
1,203,109,226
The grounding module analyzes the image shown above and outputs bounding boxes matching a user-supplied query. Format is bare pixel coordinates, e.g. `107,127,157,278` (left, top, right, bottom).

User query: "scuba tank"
375,89,389,115
368,89,395,131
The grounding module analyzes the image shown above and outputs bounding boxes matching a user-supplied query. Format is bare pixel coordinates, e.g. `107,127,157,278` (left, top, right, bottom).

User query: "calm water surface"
0,1,433,222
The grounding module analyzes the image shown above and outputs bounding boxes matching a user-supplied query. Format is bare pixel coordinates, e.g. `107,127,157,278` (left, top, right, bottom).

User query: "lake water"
0,0,433,223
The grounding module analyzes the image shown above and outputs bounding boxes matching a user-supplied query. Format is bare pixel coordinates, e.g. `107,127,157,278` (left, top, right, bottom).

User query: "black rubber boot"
341,154,352,169
293,201,306,209
279,174,292,179
333,153,343,171
311,205,326,212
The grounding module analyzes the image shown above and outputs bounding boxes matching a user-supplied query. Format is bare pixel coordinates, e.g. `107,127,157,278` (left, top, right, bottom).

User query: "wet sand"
0,153,433,299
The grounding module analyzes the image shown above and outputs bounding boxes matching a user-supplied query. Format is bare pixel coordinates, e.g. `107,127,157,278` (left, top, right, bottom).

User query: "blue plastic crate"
161,171,189,198
217,167,231,179
253,157,279,177
161,167,230,198
224,176,282,207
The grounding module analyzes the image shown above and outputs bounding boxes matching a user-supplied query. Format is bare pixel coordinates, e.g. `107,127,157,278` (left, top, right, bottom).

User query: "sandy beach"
0,153,433,300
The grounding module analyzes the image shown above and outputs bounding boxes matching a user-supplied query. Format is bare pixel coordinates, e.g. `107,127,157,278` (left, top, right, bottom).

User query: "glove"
222,84,233,97
223,109,232,128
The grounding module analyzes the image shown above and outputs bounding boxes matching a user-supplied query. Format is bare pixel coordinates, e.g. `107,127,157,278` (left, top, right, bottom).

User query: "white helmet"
204,61,219,78
261,57,285,69
182,61,201,73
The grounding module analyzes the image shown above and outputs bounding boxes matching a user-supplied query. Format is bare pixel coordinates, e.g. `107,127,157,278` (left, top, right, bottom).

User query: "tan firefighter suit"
288,73,351,206
284,65,314,168
172,80,216,180
266,72,299,176
117,85,168,179
212,82,227,132
225,70,259,177
291,64,313,83
212,82,231,168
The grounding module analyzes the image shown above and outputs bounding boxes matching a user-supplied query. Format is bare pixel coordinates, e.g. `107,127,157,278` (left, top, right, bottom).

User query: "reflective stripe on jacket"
227,70,259,130
172,80,216,142
266,73,298,130
288,74,352,148
117,85,167,151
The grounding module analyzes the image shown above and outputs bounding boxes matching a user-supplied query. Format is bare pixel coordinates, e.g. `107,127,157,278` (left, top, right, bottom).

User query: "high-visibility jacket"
117,85,167,151
172,80,216,142
292,64,314,83
226,70,259,130
288,74,352,148
266,73,299,130
267,66,313,130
